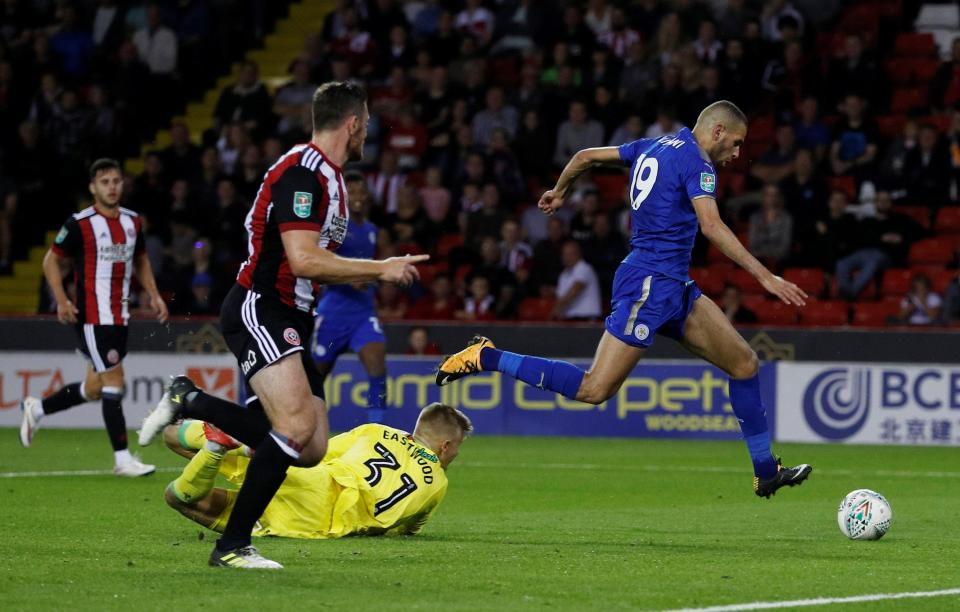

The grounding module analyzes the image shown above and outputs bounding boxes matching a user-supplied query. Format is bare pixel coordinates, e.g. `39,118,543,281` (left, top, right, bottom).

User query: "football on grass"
838,489,893,540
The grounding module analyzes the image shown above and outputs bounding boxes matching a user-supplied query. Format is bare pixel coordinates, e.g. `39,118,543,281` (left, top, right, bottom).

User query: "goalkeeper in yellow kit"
162,403,471,539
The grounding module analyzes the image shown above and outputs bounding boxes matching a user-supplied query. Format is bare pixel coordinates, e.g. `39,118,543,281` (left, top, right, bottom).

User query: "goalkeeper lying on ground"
162,402,472,539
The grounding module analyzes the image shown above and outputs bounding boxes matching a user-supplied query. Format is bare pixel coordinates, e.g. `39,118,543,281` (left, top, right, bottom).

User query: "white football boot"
19,396,42,448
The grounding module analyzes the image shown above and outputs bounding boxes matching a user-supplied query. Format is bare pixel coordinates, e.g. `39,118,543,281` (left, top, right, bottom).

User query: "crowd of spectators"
0,0,289,272
5,0,960,326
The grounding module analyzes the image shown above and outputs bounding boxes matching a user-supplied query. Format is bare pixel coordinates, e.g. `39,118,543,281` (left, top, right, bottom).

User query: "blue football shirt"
617,128,717,280
316,219,378,314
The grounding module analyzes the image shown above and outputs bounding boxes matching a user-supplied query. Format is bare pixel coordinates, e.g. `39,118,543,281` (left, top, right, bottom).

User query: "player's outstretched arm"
42,249,78,324
692,196,807,306
133,252,168,323
539,147,624,216
282,229,428,286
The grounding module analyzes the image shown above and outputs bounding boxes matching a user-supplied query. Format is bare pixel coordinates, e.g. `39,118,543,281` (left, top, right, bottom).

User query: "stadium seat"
728,268,764,294
909,238,955,265
417,262,450,287
740,294,768,312
688,267,724,296
593,173,628,206
783,268,826,296
890,88,928,113
753,301,798,325
518,297,556,321
893,205,930,229
920,114,951,132
852,300,902,327
894,32,937,57
828,175,857,200
876,114,908,139
924,267,957,297
935,207,960,234
881,268,915,296
885,58,940,85
801,300,850,326
706,243,727,264
435,234,464,259
717,172,746,198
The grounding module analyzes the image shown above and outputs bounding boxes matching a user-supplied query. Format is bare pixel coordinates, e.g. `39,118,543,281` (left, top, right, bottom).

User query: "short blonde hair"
416,402,473,437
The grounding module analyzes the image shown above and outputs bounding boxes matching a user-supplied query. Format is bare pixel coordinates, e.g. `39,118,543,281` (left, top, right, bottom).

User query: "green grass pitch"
1,429,958,611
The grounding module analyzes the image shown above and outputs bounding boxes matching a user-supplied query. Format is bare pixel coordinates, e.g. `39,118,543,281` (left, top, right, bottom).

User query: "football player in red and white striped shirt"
19,158,168,477
138,82,428,569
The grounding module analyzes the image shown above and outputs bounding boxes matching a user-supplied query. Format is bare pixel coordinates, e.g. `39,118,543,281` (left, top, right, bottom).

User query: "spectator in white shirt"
899,274,942,325
692,19,724,64
584,0,613,37
132,3,177,75
454,0,494,46
554,240,602,320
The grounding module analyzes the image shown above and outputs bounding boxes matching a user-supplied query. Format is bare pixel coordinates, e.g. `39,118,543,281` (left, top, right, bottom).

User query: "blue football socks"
367,374,387,423
728,374,778,479
480,348,585,400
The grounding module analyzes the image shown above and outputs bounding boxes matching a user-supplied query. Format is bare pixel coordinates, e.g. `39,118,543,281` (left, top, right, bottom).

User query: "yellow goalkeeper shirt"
218,424,448,538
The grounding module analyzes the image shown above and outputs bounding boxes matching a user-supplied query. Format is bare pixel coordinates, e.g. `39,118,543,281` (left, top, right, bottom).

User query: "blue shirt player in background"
312,171,387,423
437,101,813,499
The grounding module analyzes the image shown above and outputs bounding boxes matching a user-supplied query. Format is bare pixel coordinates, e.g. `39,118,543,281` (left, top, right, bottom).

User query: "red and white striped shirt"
237,142,349,312
51,206,144,325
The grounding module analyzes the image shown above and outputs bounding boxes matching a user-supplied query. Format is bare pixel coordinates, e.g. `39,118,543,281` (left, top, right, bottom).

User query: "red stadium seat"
753,301,798,325
740,294,768,312
876,114,908,139
890,88,928,113
909,238,955,265
688,267,725,296
894,32,937,57
920,114,951,132
707,243,727,264
783,268,826,296
885,58,941,85
919,268,957,294
828,175,857,200
518,297,556,321
893,206,930,229
593,173,628,207
935,207,960,234
728,268,764,295
417,262,449,287
435,234,464,259
717,172,746,198
852,301,901,327
801,300,850,326
881,268,914,296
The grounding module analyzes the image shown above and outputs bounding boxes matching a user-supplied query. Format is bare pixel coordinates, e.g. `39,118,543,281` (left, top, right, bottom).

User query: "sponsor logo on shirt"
700,172,716,193
293,191,313,218
98,243,136,262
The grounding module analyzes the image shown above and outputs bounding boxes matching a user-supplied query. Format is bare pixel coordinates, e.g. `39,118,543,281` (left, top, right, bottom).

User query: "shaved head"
694,100,747,131
692,100,748,166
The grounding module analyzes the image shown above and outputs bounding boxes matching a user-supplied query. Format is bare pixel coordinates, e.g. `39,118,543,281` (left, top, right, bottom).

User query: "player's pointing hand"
761,274,807,307
537,190,564,216
379,254,429,287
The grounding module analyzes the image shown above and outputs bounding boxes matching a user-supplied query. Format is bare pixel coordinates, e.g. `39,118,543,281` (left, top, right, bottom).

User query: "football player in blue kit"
312,171,388,423
437,101,813,499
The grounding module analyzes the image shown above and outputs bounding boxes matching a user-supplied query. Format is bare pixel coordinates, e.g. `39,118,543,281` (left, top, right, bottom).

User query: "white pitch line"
461,462,960,479
0,467,180,478
663,587,960,611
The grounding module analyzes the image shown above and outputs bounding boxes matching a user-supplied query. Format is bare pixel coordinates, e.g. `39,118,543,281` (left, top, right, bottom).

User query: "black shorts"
220,283,325,400
75,323,128,372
